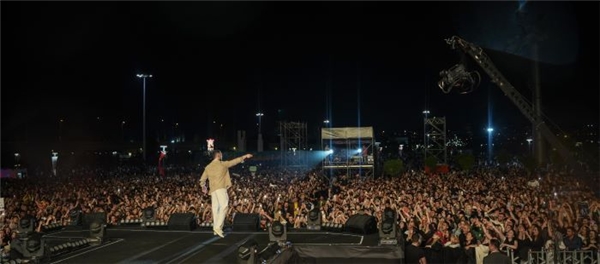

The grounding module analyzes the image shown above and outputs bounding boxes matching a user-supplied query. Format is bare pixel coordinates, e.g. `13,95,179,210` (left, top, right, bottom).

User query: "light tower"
256,112,264,152
136,73,152,163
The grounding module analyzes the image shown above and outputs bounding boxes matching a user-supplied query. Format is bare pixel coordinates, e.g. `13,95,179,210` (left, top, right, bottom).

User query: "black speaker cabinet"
233,213,260,232
344,214,377,235
168,213,196,231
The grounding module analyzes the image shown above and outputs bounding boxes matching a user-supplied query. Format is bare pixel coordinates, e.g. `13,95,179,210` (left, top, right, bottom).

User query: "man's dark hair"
489,238,500,249
212,150,222,158
410,233,421,243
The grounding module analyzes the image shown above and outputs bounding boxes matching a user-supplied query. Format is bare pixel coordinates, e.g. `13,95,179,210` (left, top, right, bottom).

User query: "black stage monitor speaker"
233,213,260,232
345,214,377,235
168,213,196,231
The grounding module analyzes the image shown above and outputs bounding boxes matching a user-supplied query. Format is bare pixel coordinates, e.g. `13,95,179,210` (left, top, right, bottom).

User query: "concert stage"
32,226,404,264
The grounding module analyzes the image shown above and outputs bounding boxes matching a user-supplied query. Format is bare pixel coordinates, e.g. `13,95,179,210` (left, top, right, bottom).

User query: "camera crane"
439,36,582,173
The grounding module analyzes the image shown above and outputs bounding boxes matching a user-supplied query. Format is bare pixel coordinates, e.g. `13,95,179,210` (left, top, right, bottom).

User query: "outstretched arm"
222,154,253,168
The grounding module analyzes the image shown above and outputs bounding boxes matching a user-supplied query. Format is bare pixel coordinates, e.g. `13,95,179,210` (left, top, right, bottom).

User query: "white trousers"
211,188,229,232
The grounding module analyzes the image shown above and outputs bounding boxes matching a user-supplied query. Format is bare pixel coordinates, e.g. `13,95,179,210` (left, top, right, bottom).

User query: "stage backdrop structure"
321,127,375,179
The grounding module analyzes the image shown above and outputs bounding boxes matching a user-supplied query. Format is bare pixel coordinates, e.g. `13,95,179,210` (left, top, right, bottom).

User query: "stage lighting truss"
438,64,481,94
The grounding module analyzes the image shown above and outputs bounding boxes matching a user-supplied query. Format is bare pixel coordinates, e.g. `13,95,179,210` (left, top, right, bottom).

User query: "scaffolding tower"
424,117,447,165
322,127,375,179
279,122,308,167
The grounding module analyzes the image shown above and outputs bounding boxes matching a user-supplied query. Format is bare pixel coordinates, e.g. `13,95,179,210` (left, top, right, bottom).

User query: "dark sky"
2,1,598,144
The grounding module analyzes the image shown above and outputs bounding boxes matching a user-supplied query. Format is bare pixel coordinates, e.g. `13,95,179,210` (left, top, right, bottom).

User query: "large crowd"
1,160,599,263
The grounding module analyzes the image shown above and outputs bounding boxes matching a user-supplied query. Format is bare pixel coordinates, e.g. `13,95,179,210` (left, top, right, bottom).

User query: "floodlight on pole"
137,74,153,163
486,127,494,163
423,110,430,155
256,112,264,152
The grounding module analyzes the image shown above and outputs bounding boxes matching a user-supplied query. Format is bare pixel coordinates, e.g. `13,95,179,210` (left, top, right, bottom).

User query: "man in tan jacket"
200,150,253,238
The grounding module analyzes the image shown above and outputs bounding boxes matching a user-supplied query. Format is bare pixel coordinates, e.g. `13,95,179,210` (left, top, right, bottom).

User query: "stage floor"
38,226,401,264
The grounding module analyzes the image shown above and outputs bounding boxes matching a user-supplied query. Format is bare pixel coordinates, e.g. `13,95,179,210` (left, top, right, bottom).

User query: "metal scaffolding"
424,117,447,165
279,122,308,167
321,127,375,179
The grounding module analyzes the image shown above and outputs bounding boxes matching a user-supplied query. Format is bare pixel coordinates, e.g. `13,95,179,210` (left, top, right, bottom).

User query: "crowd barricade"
506,248,520,263
527,250,599,264
501,248,600,264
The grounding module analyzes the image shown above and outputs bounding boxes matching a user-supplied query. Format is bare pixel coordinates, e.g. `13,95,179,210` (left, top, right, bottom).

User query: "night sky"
2,1,598,145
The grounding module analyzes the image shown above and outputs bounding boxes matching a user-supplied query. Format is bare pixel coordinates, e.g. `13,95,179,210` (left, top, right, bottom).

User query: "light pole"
14,153,20,169
526,138,533,155
121,121,126,142
256,112,264,152
174,122,179,142
58,118,64,142
487,127,494,164
323,119,330,150
137,74,152,163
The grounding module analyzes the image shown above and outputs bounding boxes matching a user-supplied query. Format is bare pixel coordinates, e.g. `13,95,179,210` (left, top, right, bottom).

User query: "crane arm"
444,36,581,172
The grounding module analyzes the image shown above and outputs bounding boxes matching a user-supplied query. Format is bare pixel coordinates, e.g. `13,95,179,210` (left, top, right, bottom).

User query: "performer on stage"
200,150,253,238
